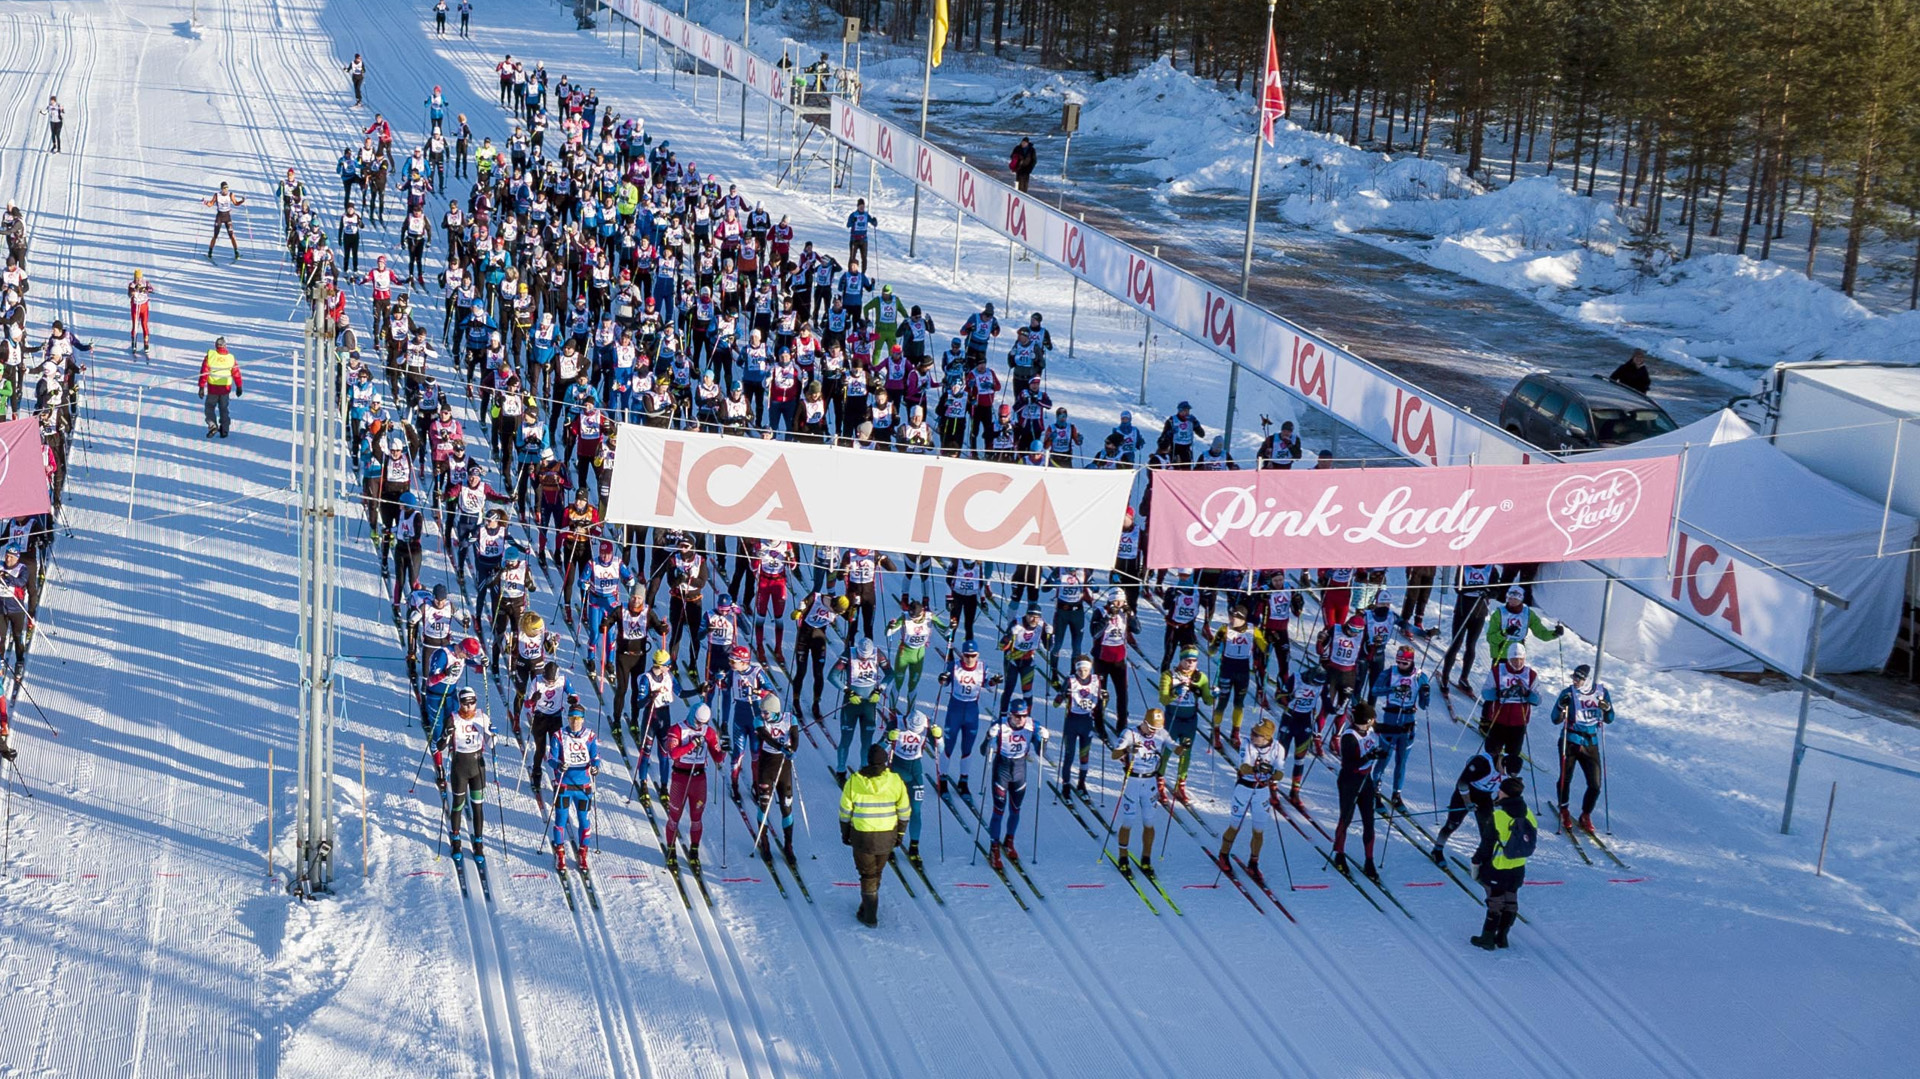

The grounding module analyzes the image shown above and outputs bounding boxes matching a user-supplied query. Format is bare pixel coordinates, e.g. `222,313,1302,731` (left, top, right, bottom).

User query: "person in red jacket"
197,336,243,438
664,701,725,872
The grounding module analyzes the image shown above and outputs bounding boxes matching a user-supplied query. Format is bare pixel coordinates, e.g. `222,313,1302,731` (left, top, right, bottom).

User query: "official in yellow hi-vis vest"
839,744,909,926
1472,775,1536,950
197,336,244,438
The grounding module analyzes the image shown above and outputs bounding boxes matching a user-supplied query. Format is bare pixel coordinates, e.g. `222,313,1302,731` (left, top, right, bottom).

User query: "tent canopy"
1536,410,1916,674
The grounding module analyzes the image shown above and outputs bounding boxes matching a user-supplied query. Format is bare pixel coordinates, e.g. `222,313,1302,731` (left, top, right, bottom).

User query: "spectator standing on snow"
1009,137,1037,193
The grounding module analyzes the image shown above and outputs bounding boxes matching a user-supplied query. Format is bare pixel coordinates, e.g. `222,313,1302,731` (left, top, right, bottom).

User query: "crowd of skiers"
0,197,85,774
249,31,1623,944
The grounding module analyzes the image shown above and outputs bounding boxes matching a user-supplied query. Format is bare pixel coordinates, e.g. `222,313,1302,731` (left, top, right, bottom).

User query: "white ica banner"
605,425,1136,569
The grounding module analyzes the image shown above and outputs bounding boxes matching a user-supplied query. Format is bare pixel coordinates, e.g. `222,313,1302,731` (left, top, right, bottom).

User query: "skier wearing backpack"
1471,775,1536,950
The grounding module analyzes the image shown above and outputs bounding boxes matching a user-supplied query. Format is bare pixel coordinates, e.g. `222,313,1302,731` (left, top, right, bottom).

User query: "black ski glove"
840,822,854,846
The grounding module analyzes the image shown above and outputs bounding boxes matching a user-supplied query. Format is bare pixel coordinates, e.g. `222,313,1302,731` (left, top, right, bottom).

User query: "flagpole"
1226,0,1279,449
908,5,938,258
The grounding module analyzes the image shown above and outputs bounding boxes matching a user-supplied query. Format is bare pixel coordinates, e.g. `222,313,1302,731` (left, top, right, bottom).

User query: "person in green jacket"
885,597,950,712
1472,776,1537,950
1484,584,1562,680
1159,646,1215,804
840,744,910,926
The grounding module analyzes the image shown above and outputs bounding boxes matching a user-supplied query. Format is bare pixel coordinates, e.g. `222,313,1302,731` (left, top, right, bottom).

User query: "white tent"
1536,410,1917,674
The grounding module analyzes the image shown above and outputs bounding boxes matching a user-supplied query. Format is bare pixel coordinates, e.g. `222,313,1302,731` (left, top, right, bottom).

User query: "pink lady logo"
1062,222,1086,273
1182,483,1500,552
959,168,978,213
877,125,895,166
1547,468,1644,557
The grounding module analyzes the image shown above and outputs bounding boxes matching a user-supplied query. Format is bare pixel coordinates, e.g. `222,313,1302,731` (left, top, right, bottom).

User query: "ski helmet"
1506,584,1526,603
1505,642,1527,663
1007,697,1030,716
856,638,877,659
651,649,672,667
961,639,979,656
730,645,752,664
458,686,478,704
1142,708,1166,731
461,636,482,658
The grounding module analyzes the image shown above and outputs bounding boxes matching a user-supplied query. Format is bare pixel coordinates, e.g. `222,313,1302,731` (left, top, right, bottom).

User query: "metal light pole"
1057,102,1080,211
909,6,939,257
293,280,343,896
1225,0,1280,449
739,1,751,140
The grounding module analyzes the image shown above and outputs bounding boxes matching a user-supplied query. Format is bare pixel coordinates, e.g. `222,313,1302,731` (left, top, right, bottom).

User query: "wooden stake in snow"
1816,781,1837,877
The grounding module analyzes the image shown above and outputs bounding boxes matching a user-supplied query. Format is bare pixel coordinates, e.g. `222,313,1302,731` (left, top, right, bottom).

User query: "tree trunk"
1737,112,1767,254
1804,156,1828,279
1586,114,1603,196
1709,161,1730,237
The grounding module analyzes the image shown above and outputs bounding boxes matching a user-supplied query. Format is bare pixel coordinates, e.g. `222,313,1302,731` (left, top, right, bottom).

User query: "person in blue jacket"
547,703,601,873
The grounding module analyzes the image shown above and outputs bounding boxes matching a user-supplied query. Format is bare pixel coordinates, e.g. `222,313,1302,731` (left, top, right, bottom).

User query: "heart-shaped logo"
1547,468,1644,556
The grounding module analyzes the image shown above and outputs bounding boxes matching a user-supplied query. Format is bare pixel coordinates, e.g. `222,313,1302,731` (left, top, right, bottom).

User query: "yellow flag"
931,0,949,68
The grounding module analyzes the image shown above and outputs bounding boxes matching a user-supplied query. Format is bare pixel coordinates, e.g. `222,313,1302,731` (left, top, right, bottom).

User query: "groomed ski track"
0,1,1912,1077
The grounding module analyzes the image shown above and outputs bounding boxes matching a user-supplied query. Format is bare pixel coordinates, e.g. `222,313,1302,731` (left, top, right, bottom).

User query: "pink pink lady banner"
1146,459,1681,569
0,418,50,519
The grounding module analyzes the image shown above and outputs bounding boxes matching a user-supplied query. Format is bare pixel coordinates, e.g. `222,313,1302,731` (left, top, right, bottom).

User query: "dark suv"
1498,372,1677,451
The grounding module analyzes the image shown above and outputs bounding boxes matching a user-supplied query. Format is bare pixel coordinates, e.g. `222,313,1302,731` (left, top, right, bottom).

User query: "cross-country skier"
1437,564,1500,693
126,270,155,351
1369,644,1432,808
1217,717,1287,880
1471,776,1536,950
1158,646,1213,804
787,589,845,719
751,693,800,864
666,701,724,872
422,636,483,741
997,605,1052,713
1479,642,1540,769
1052,656,1104,790
203,182,245,259
709,643,771,799
884,706,940,863
548,703,600,874
830,637,890,782
983,697,1044,871
1484,584,1562,683
839,743,909,926
438,687,493,860
1208,606,1267,750
1430,739,1507,864
1551,664,1614,833
884,597,947,713
520,662,573,797
936,639,993,796
1331,700,1390,880
1108,709,1175,877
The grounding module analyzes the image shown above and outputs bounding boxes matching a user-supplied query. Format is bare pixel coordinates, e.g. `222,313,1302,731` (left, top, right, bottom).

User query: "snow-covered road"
0,2,1912,1077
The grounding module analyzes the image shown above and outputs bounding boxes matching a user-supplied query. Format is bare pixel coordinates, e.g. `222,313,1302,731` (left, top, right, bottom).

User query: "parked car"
1498,372,1677,451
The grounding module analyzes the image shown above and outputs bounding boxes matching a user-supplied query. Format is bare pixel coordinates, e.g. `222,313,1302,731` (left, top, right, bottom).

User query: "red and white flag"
1259,26,1286,145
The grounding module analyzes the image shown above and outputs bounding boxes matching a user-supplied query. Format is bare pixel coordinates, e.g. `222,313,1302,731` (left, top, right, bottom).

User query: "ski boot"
1173,779,1190,805
936,773,948,796
1361,860,1379,883
687,848,702,874
1430,845,1447,866
988,841,1004,871
1471,912,1501,951
576,845,590,873
1216,851,1234,874
552,844,567,874
832,769,847,788
1243,857,1263,885
1074,772,1088,795
783,826,798,866
1578,814,1595,835
1228,729,1242,751
449,835,463,859
1116,852,1135,878
907,840,921,865
1137,853,1153,875
1332,850,1348,873
1558,806,1576,832
1002,839,1020,865
1454,674,1474,695
1390,791,1407,810
957,774,971,799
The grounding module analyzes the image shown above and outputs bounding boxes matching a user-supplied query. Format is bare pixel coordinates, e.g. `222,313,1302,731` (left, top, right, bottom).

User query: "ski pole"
1600,711,1612,835
751,749,789,853
793,753,816,857
407,738,432,794
1522,724,1545,822
968,735,996,866
1159,784,1176,859
1268,798,1296,891
720,748,728,870
14,679,58,738
928,739,945,861
1425,702,1438,809
1212,788,1256,888
1096,754,1130,864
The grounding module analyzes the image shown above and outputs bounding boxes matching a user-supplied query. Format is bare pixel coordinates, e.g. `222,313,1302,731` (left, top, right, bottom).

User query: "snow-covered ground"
709,0,1920,392
0,1,1915,1076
